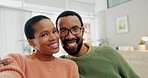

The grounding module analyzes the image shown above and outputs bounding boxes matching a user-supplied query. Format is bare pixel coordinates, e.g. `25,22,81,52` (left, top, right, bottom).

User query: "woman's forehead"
33,19,54,31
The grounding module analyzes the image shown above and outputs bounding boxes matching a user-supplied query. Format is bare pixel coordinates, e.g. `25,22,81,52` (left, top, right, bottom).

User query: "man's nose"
66,31,75,39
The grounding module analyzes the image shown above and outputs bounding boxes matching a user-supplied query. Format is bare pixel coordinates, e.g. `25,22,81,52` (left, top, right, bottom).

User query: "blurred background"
0,0,148,77
0,0,148,57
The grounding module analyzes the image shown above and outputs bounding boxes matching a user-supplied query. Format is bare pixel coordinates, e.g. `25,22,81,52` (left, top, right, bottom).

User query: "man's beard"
62,38,83,56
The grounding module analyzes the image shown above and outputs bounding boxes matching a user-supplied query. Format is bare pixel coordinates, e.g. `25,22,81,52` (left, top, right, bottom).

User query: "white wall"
95,10,107,45
95,0,107,14
25,0,65,9
24,0,95,15
105,0,148,49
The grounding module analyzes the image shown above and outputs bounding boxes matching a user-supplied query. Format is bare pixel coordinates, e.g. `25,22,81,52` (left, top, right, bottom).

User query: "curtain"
0,7,31,58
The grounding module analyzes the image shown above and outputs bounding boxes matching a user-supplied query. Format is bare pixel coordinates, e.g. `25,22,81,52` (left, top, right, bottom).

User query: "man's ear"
81,27,85,35
28,39,35,47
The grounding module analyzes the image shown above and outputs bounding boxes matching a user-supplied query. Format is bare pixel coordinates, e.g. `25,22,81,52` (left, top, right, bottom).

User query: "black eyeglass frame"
59,26,83,37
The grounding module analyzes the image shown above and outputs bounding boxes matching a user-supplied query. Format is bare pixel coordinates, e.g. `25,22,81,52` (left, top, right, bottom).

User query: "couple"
0,10,139,78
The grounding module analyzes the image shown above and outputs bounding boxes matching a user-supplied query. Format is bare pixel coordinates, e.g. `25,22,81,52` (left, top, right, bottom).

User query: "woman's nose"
49,34,57,40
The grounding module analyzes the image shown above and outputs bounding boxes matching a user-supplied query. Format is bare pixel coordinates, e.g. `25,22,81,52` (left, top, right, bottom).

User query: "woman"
0,15,79,78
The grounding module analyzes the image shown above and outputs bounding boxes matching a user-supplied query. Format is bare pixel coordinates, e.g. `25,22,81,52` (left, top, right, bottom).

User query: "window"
107,0,129,8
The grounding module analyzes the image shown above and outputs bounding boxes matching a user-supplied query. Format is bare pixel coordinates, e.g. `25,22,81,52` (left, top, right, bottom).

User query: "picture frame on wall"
116,15,128,33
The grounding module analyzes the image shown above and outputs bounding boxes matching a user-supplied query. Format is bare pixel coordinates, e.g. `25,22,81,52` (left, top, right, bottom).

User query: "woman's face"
30,19,59,54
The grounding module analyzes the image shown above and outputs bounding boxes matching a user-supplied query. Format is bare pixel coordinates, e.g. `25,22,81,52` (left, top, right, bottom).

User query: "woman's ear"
28,39,35,47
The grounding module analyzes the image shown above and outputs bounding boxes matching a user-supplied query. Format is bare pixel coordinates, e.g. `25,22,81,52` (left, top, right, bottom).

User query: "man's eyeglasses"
59,26,82,37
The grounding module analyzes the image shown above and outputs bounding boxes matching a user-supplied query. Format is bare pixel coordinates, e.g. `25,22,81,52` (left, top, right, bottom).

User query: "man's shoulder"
92,45,118,55
4,53,23,59
93,45,115,51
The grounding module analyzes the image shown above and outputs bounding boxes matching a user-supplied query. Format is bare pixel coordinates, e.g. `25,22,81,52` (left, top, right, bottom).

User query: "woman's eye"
41,34,48,37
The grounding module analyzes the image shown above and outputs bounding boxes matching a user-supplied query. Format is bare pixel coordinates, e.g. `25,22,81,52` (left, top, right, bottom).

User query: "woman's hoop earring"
33,46,36,52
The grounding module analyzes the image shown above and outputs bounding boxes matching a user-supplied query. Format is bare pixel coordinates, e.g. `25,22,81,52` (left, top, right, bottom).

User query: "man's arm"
0,71,22,78
0,58,13,67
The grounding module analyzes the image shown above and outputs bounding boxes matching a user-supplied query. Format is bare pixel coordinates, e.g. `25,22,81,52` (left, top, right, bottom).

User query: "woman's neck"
34,52,55,61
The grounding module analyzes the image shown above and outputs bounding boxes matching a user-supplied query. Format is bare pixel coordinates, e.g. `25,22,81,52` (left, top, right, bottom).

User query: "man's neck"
75,43,89,57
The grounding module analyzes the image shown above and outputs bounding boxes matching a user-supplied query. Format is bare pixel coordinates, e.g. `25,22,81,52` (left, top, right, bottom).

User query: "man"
55,10,139,78
0,10,140,78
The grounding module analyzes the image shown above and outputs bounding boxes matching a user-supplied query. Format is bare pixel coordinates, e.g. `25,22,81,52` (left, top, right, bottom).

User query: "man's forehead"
59,25,80,29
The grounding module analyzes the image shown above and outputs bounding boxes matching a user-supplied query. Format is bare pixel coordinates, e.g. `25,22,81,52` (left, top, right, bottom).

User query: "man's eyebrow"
59,26,69,29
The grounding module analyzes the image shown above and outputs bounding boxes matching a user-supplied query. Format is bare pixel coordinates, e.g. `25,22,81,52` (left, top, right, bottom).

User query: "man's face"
57,16,84,55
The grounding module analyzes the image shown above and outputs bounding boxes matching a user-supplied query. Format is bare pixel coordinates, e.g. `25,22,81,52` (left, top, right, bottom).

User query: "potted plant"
138,40,145,50
98,38,109,46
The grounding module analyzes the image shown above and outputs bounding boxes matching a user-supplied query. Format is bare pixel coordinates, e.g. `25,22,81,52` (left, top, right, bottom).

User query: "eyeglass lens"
60,26,82,37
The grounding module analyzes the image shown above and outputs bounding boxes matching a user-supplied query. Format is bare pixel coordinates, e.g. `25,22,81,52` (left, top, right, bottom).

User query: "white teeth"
50,43,58,47
67,42,76,46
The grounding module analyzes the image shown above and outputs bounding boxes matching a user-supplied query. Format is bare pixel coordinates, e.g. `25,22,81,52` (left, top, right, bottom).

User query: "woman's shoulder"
56,58,75,63
56,58,77,66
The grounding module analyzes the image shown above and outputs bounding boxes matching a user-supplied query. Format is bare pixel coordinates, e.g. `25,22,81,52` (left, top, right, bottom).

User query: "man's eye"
60,29,67,33
72,27,79,31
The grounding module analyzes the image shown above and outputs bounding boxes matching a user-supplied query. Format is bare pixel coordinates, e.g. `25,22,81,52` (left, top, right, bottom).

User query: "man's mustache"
63,38,79,43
